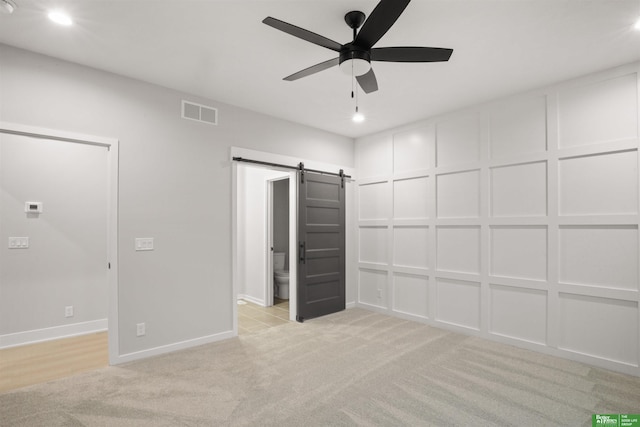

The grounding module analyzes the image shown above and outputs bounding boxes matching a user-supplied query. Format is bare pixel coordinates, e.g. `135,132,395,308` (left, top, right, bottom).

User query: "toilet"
273,252,289,300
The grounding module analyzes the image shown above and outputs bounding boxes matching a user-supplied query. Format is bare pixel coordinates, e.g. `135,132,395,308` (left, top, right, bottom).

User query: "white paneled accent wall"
355,63,640,376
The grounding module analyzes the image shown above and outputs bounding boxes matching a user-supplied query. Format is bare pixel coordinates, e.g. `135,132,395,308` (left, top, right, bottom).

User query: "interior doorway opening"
234,162,297,334
0,123,118,390
231,150,350,333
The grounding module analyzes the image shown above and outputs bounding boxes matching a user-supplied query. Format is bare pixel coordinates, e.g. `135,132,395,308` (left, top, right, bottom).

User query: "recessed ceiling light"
634,16,640,30
48,10,73,26
0,0,16,14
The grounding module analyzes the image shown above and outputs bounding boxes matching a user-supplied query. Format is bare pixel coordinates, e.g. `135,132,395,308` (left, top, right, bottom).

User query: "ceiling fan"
262,0,453,94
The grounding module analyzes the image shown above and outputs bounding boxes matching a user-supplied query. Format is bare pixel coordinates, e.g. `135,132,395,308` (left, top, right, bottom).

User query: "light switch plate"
135,238,154,251
8,237,29,249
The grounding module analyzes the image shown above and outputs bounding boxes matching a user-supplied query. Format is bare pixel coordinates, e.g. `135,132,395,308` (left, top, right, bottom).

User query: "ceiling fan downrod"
344,10,366,40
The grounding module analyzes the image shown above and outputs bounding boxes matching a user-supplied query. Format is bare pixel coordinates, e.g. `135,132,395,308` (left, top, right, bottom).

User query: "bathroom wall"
236,165,290,305
273,179,290,270
354,61,640,376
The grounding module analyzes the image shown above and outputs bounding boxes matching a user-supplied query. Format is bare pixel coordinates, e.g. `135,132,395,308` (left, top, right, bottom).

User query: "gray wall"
0,44,353,357
0,135,108,337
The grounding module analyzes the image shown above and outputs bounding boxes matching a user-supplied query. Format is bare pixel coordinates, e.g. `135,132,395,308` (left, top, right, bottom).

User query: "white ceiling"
1,0,639,138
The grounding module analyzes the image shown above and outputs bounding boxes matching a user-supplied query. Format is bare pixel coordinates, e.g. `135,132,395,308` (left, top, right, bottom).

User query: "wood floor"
0,301,289,394
237,298,290,335
0,332,108,393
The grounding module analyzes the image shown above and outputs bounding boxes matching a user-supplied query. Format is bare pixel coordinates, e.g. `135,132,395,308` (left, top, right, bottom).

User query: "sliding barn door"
297,172,345,322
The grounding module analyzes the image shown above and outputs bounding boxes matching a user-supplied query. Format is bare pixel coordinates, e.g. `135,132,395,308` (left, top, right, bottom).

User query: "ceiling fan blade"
371,47,453,62
354,0,411,49
263,17,342,52
356,68,378,93
284,57,340,81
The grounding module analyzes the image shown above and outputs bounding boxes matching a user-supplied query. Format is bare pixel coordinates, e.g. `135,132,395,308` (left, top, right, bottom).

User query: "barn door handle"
299,241,306,264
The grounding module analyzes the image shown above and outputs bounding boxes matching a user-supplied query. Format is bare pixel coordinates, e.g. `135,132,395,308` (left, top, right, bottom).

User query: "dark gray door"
297,172,345,322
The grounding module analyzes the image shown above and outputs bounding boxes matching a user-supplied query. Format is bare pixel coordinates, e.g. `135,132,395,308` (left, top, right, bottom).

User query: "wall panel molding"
355,61,640,376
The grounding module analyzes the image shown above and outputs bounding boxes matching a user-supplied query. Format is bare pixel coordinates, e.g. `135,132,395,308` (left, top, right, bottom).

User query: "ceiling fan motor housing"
339,45,371,76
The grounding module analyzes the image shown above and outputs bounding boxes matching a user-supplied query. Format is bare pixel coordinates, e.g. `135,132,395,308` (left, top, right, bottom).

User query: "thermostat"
25,201,43,213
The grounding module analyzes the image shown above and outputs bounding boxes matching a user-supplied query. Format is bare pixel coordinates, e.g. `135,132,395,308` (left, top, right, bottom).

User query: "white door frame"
230,146,353,330
231,160,297,323
266,178,274,308
0,122,119,365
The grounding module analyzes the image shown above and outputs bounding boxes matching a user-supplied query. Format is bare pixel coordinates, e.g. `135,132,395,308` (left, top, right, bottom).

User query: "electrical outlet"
136,322,146,337
65,306,73,318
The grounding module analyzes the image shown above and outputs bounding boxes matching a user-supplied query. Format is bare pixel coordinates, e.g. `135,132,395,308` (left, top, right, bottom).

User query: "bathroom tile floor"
237,298,290,335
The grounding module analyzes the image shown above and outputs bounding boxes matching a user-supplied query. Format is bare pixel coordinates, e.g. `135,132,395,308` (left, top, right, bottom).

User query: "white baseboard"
237,294,265,307
0,319,108,350
114,330,234,365
346,301,356,309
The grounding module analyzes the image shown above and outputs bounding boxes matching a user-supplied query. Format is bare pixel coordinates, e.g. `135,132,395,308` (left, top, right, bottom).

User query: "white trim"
0,122,115,147
266,180,275,307
231,161,239,336
288,170,298,321
115,330,234,365
106,137,119,366
0,122,119,365
0,319,108,349
237,294,265,307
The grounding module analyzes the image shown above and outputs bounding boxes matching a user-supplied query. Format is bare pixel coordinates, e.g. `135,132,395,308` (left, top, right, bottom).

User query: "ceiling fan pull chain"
354,61,360,114
351,53,355,99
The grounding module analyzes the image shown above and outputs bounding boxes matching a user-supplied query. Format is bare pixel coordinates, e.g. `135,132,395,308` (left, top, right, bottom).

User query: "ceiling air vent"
182,100,218,125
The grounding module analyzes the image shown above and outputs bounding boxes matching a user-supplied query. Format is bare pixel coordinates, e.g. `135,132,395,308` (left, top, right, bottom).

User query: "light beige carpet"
1,308,639,426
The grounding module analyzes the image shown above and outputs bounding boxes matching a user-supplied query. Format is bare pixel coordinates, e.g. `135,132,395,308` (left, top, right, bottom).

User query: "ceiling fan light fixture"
339,48,371,77
352,105,365,123
0,0,16,14
340,58,371,77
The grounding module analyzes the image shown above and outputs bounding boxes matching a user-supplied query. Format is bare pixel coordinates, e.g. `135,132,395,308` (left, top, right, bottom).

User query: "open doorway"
0,123,118,390
234,163,297,334
231,149,350,333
